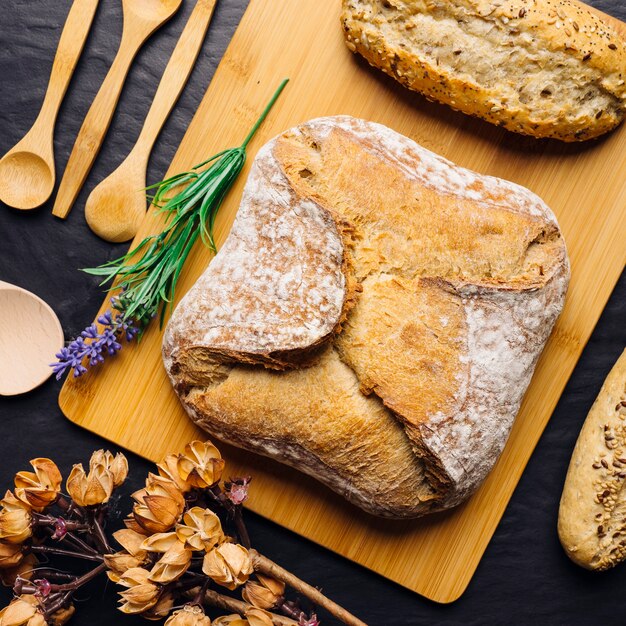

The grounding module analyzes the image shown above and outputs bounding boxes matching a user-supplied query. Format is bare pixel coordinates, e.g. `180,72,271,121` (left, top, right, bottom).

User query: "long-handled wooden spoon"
0,0,100,210
0,282,64,396
52,0,183,220
86,0,218,243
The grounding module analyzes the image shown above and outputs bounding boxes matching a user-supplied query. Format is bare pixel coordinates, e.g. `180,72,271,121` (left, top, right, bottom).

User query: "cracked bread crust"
163,116,569,518
341,0,626,141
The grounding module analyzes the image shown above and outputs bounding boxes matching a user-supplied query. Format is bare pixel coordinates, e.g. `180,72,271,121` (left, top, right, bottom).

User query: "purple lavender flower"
120,318,139,342
51,297,139,380
81,324,99,339
97,311,113,326
100,328,122,355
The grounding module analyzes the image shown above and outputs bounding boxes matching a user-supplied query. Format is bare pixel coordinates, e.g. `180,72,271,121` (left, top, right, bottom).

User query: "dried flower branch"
0,440,365,625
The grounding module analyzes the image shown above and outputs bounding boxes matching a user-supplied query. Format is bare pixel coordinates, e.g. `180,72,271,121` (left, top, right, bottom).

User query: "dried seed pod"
131,474,185,534
176,441,225,489
245,607,274,626
66,459,114,508
165,605,212,626
213,616,249,626
0,491,32,544
157,454,193,493
175,507,224,552
90,450,128,488
0,554,38,588
148,541,191,584
14,458,62,510
0,594,46,626
242,574,285,610
202,543,254,591
117,567,160,614
0,541,23,570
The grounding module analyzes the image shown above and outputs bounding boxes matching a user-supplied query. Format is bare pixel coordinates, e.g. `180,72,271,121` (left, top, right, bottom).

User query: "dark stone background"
1,1,625,624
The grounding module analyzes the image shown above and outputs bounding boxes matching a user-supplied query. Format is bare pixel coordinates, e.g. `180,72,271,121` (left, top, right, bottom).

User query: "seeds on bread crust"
341,0,626,141
559,351,626,570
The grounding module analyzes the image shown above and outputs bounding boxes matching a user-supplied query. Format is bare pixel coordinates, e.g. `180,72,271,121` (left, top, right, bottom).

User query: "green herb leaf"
83,79,289,332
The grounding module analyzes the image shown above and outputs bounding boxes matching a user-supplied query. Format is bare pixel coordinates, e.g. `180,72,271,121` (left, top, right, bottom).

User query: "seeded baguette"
559,349,626,570
341,0,626,141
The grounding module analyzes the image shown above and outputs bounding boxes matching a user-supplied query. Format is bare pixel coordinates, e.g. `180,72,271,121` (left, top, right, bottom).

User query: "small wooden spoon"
0,0,100,210
52,0,183,220
0,282,64,396
86,0,218,243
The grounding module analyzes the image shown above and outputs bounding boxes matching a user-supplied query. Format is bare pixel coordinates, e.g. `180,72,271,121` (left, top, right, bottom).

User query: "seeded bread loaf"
163,116,569,518
558,349,626,570
341,0,626,141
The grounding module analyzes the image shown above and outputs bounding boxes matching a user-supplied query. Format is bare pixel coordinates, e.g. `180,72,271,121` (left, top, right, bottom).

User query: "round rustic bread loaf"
163,116,569,518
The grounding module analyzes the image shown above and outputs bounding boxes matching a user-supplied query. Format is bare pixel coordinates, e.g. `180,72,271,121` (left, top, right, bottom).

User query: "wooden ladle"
86,0,218,243
0,281,64,396
0,0,100,210
52,0,183,220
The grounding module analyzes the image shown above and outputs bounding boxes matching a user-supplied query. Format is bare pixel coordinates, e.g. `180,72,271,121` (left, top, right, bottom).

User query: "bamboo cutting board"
60,0,626,603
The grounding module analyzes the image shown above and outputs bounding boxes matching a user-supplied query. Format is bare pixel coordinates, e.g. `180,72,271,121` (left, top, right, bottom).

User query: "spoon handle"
52,17,158,219
37,0,100,133
133,0,218,160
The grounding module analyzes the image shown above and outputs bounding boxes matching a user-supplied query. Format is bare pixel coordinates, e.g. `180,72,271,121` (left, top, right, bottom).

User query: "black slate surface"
1,1,625,624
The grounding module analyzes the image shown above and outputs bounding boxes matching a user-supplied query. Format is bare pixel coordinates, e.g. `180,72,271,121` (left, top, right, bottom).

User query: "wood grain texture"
85,0,218,243
52,0,182,219
59,0,626,603
0,0,99,210
0,282,64,396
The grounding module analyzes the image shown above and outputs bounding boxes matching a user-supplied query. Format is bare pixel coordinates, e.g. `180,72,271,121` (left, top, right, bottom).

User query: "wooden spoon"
86,0,218,243
0,282,64,396
52,0,183,220
0,0,100,210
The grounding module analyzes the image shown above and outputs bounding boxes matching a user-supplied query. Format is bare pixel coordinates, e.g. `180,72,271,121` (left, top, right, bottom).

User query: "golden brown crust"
276,125,565,289
558,349,626,570
334,277,468,435
163,116,569,518
341,0,626,141
183,347,440,517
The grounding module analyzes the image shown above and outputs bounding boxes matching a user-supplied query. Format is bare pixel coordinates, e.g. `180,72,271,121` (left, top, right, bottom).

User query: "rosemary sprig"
84,78,289,330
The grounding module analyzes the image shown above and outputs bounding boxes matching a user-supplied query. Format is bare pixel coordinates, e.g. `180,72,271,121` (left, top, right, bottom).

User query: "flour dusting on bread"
163,116,569,518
